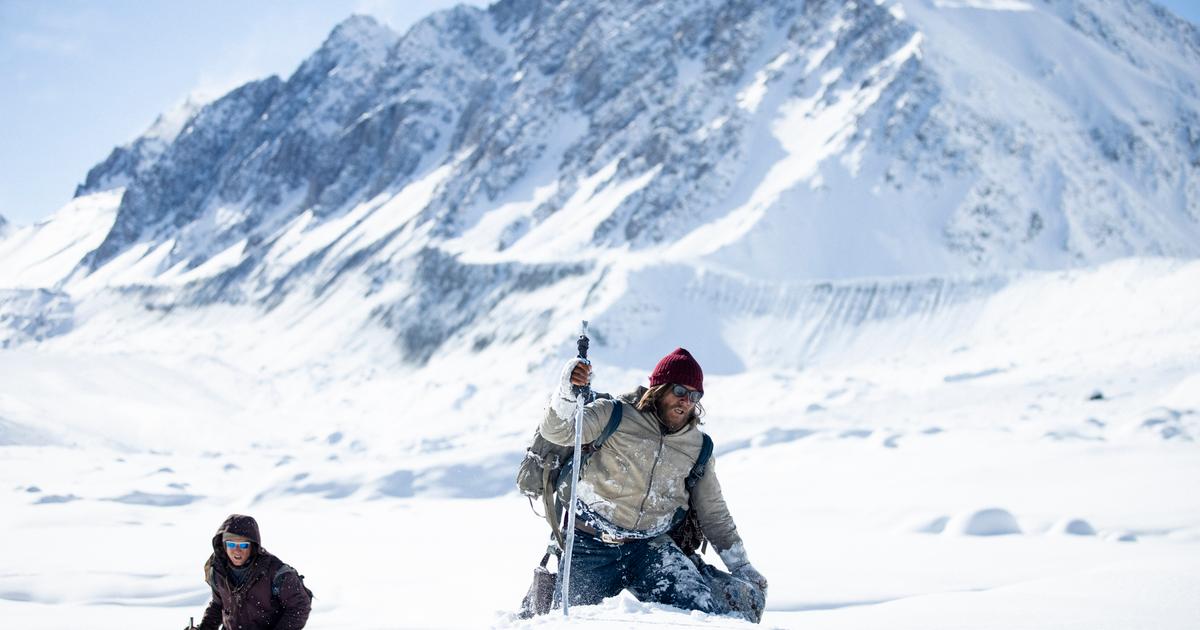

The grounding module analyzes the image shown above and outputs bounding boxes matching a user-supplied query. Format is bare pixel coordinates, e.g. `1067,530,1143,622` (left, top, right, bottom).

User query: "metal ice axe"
560,320,593,616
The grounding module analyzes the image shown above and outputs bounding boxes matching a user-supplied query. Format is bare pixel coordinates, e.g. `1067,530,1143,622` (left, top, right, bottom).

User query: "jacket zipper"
633,432,666,529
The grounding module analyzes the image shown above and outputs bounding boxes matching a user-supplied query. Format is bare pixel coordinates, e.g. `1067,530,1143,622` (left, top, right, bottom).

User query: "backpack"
272,564,314,601
516,393,622,548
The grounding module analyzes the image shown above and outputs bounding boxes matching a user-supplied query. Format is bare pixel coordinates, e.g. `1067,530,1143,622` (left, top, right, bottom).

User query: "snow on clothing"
556,529,718,612
198,514,311,630
540,388,744,555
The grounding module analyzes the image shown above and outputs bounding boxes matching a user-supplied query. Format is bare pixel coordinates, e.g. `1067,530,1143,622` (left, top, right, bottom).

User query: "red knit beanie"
649,347,704,393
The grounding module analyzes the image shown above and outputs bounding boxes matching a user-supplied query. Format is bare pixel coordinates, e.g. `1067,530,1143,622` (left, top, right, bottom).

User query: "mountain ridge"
3,0,1198,363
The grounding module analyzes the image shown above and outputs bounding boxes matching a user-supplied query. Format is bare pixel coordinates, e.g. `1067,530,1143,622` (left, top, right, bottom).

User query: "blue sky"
0,0,1197,227
0,0,485,227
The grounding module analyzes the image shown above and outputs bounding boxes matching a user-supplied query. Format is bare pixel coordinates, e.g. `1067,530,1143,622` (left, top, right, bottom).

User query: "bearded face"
656,384,699,431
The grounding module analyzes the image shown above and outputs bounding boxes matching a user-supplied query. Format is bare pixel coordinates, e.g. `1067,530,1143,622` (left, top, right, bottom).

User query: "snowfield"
2,258,1198,629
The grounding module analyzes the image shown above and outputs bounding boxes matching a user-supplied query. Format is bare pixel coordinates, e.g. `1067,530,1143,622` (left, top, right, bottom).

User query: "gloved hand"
549,358,591,419
732,563,768,591
718,543,767,590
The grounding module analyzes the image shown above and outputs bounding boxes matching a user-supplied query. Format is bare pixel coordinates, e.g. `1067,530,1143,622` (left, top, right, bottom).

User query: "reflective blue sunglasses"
671,384,702,403
225,541,251,550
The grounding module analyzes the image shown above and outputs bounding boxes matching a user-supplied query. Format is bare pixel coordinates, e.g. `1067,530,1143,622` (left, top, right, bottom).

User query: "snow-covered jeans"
556,530,718,613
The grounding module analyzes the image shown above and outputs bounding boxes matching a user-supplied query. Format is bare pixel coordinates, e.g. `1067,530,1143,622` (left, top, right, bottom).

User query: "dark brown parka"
198,514,312,630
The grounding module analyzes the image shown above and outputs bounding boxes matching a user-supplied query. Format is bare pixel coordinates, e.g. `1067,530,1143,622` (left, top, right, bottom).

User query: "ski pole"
189,617,195,629
561,320,592,616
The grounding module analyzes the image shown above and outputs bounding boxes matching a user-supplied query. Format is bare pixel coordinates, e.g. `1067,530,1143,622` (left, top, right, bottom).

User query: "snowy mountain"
2,1,1199,628
74,97,205,199
4,0,1187,362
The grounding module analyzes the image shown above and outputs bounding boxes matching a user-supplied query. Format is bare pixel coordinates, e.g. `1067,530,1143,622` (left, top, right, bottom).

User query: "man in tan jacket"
542,347,767,617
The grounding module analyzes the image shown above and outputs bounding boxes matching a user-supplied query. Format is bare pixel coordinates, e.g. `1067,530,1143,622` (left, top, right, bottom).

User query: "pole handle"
576,320,590,360
572,321,592,400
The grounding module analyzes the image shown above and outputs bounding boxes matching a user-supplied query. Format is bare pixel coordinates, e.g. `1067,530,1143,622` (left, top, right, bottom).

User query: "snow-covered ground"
2,258,1197,629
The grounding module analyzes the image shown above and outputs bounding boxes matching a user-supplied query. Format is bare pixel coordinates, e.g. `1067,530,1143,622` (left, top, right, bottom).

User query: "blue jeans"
556,530,717,613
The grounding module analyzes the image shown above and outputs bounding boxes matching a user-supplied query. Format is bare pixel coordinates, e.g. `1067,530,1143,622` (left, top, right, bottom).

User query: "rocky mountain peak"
10,0,1196,361
328,13,395,44
297,14,398,82
74,97,206,199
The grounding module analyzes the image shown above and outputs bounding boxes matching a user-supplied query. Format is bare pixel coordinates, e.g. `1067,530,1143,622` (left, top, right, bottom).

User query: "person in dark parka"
193,514,312,630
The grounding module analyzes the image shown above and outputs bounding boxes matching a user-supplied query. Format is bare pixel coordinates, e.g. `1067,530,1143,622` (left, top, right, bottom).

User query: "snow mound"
104,491,202,507
1049,518,1097,536
34,494,80,505
1137,407,1197,441
943,508,1022,536
911,515,952,534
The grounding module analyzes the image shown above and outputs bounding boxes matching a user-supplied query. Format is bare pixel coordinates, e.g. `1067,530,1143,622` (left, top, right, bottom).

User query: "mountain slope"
2,0,1198,365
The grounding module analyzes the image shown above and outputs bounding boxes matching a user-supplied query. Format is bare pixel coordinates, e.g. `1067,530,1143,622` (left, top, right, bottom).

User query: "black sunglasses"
670,384,702,403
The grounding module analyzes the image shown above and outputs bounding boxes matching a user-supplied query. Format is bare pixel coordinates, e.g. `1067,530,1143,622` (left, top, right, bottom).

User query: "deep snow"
2,258,1198,629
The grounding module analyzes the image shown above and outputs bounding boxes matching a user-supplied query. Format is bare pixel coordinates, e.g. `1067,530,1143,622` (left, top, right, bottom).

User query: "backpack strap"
549,401,624,548
668,433,715,529
685,433,714,491
272,563,313,600
204,559,216,591
541,463,560,548
667,433,716,555
271,564,295,597
587,400,624,454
